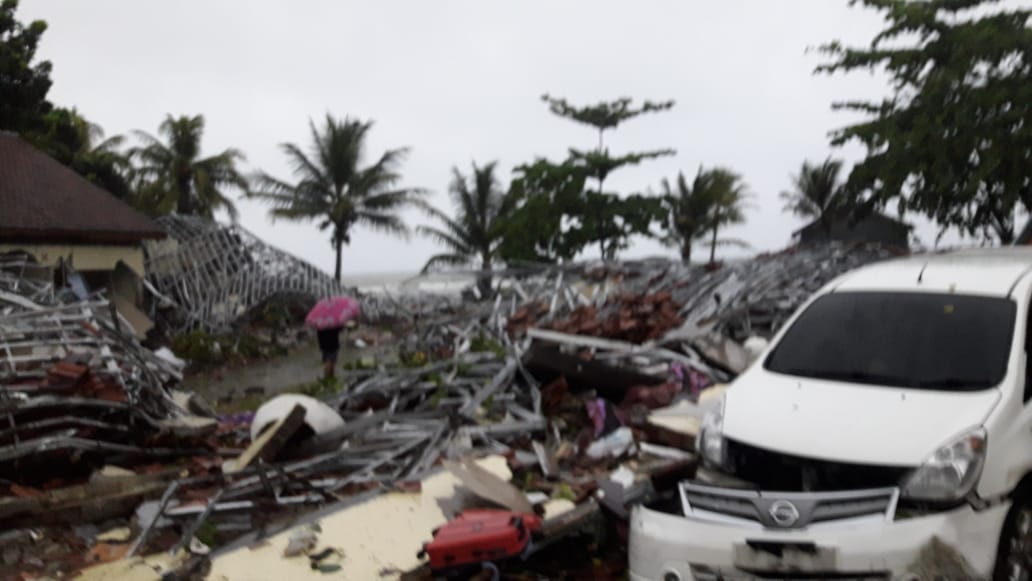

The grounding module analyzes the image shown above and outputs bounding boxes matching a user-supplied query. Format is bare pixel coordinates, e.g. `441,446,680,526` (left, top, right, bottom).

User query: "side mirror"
743,336,770,365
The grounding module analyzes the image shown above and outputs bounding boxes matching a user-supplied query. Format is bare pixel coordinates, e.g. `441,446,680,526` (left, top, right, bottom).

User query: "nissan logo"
769,500,801,527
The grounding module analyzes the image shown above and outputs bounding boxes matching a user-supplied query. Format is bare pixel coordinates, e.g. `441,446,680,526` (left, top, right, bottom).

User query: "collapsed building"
0,157,906,579
0,132,167,338
142,215,461,335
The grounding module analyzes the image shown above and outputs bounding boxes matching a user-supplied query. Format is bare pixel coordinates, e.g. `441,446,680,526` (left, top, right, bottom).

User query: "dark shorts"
317,328,341,363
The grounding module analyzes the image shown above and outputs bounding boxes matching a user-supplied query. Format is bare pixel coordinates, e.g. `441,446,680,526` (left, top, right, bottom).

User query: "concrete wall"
0,243,145,276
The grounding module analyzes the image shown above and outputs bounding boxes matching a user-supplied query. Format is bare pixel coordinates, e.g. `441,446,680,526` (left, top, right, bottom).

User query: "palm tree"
780,158,846,237
418,161,507,297
659,169,720,262
51,107,126,159
702,167,750,263
130,114,247,219
252,115,425,282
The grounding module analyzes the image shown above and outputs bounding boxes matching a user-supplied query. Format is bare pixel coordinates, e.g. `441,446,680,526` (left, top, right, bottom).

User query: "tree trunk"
477,252,492,299
992,207,1015,244
680,241,691,263
998,228,1015,245
709,225,718,264
334,239,343,282
176,175,193,215
596,175,606,260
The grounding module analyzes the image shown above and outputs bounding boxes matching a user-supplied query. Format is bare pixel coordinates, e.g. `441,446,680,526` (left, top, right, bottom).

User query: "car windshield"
765,292,1016,391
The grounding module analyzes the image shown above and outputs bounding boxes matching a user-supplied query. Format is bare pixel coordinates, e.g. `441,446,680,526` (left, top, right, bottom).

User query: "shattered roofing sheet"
144,216,461,333
144,216,349,333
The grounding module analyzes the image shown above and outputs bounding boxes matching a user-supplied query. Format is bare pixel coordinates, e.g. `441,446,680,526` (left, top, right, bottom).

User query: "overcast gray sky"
21,0,959,280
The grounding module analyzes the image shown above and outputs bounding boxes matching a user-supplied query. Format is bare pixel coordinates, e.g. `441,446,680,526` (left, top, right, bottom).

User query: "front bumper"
629,500,1010,580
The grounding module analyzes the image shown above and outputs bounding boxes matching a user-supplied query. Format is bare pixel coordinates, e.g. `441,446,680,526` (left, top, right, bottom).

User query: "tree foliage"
541,94,675,138
497,159,589,264
702,167,750,263
818,0,1032,242
252,115,425,281
130,114,248,220
26,107,132,200
780,158,847,236
660,167,750,263
659,169,720,262
0,0,51,134
499,96,675,262
418,161,509,295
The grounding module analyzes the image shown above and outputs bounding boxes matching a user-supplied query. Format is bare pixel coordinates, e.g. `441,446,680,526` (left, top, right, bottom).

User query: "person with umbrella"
305,296,361,380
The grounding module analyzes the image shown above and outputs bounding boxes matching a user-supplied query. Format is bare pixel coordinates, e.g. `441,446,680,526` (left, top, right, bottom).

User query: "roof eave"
0,227,167,245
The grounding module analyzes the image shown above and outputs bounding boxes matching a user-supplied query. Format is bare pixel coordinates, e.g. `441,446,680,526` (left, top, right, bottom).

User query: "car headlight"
901,427,987,502
697,395,726,467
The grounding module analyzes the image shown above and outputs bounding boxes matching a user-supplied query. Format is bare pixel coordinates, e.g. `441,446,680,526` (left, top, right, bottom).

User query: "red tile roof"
0,132,165,244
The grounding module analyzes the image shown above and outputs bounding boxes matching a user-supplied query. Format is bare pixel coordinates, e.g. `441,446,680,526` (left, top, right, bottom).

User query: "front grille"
724,438,911,492
680,481,898,529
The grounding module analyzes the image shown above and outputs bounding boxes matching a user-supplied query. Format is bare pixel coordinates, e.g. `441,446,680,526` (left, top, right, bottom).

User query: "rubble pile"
143,216,348,334
0,257,207,485
504,243,897,342
0,258,236,579
545,291,682,343
0,243,902,579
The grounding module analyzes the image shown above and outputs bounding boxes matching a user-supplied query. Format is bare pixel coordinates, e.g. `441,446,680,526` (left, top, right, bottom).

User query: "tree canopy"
418,161,508,296
0,0,51,134
498,96,675,263
701,167,750,263
497,158,589,264
819,0,1032,242
26,107,132,201
130,114,248,220
252,115,425,281
780,158,847,236
659,169,720,262
541,94,675,139
0,2,135,203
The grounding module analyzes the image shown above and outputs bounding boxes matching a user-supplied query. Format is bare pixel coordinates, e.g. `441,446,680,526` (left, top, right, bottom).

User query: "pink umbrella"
305,296,361,330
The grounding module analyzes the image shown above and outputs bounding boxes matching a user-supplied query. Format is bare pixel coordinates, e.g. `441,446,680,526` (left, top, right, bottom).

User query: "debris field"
0,241,896,579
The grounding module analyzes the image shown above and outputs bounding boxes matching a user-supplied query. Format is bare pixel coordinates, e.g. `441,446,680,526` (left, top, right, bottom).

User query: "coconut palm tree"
659,169,720,262
418,161,507,297
780,158,846,237
251,115,425,282
130,114,247,219
702,167,750,263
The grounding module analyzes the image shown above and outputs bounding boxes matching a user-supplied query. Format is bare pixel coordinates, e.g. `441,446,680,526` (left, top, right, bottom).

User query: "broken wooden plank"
443,457,534,515
224,404,306,474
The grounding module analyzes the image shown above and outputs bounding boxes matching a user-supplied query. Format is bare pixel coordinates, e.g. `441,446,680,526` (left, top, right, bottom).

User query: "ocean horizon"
342,270,475,295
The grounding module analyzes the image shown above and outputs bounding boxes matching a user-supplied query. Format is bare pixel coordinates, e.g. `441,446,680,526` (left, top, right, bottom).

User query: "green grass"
295,376,345,399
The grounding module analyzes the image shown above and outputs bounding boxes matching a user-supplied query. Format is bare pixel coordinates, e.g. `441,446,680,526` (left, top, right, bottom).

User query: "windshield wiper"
914,378,992,389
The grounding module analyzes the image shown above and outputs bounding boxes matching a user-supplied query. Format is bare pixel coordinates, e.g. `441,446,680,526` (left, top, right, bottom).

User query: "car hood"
722,370,1001,466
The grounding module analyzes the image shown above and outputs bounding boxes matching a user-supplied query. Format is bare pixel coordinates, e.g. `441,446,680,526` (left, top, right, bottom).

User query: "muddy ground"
184,336,398,412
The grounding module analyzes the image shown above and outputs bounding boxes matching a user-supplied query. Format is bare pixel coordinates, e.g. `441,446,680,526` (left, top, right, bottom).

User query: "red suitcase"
420,509,543,572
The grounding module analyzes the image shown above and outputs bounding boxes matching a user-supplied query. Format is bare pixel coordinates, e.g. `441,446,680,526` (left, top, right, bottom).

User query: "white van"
629,249,1032,580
